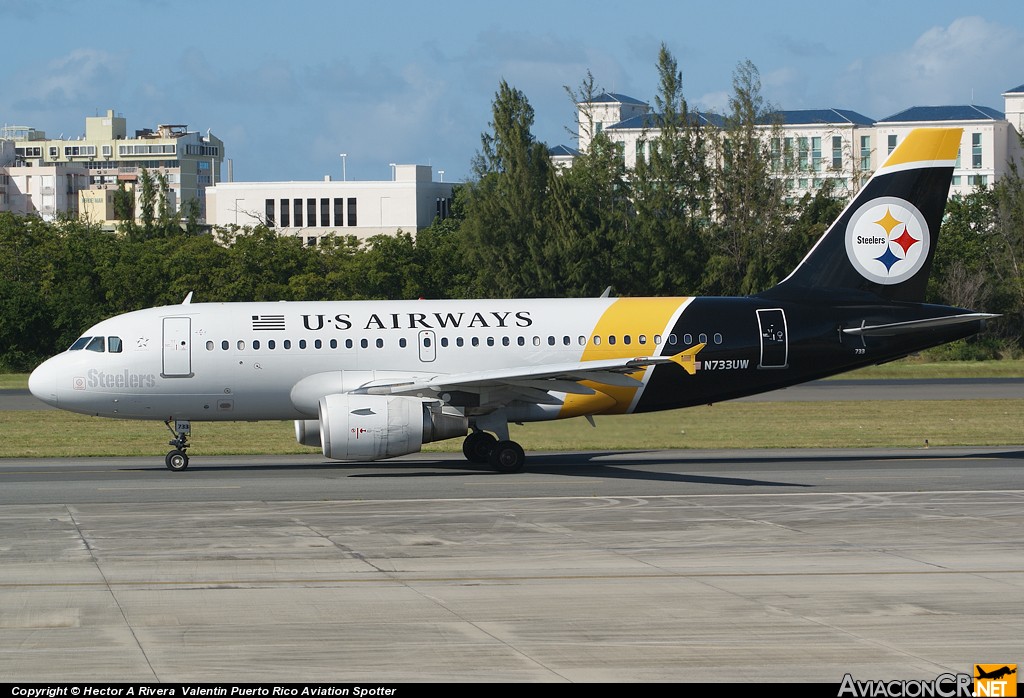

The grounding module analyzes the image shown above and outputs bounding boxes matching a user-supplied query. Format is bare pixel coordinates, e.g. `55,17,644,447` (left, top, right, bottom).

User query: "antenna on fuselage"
182,292,194,305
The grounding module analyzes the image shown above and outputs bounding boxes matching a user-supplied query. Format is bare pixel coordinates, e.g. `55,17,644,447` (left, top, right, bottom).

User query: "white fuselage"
29,297,695,423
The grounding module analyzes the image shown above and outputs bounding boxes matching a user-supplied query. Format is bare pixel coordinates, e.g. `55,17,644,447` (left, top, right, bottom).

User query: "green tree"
137,168,156,240
705,59,791,295
630,43,711,295
112,182,136,237
547,132,636,295
462,80,557,297
0,214,53,369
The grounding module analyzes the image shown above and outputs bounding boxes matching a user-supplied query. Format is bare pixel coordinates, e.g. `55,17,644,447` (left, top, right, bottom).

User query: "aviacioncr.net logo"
845,196,930,285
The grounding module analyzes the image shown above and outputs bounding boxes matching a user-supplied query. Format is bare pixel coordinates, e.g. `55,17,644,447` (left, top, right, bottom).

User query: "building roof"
608,111,725,130
1004,83,1024,94
766,108,875,126
587,92,648,106
548,145,581,157
878,105,1005,123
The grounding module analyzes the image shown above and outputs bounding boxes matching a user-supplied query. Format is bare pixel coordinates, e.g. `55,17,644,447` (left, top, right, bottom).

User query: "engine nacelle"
317,394,467,461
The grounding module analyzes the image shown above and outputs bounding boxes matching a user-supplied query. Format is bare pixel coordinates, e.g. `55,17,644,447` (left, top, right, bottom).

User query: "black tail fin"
764,127,962,303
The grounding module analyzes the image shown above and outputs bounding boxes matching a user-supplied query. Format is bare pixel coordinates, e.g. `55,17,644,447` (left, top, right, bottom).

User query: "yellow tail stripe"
882,128,962,168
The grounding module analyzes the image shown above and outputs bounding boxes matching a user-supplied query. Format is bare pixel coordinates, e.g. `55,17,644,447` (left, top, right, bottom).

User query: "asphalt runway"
1,447,1023,683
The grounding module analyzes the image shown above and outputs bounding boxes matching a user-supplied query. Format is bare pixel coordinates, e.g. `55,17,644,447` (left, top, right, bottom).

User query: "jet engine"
312,394,468,461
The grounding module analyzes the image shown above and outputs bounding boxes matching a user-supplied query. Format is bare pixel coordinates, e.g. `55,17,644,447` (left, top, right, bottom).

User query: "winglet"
668,343,705,376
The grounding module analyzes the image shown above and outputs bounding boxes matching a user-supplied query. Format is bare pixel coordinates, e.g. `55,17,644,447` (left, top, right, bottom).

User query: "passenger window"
69,337,91,351
487,337,495,347
346,339,353,349
360,339,368,349
376,338,384,349
638,335,647,345
623,335,631,345
108,337,123,353
608,335,617,345
284,340,291,349
456,337,464,347
299,339,307,349
578,336,586,346
502,337,510,346
237,340,245,350
518,336,525,346
533,336,541,346
472,337,479,347
563,336,570,346
315,339,323,349
86,336,105,352
683,334,693,345
714,333,723,344
668,334,677,345
206,341,214,351
441,337,449,347
699,333,708,344
654,334,662,345
268,340,276,350
329,339,337,349
252,340,261,350
399,338,407,348
222,340,229,351
547,336,555,346
594,336,602,346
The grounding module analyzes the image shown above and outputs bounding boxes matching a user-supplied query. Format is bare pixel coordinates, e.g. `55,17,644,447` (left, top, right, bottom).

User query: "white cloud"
11,49,125,115
837,16,1024,118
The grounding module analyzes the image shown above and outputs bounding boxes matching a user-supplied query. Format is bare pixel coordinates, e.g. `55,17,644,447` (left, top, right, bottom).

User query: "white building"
561,85,1024,200
0,161,90,220
206,165,455,246
1003,83,1024,134
876,105,1024,197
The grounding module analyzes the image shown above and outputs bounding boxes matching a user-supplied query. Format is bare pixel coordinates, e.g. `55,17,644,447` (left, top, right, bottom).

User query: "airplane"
28,127,997,473
975,666,1017,681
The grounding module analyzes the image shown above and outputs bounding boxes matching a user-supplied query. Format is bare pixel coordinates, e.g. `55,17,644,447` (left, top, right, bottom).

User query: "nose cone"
28,359,59,407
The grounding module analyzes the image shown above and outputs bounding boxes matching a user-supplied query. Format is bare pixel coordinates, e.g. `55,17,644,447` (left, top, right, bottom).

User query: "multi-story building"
877,105,1023,197
0,159,90,221
1,109,224,222
559,86,1024,200
205,165,455,246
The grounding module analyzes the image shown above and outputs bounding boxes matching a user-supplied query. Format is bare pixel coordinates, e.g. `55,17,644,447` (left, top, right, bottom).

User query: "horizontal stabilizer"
843,313,999,337
667,343,706,376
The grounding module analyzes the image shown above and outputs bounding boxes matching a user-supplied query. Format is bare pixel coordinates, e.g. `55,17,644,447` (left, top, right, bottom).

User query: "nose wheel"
164,420,191,471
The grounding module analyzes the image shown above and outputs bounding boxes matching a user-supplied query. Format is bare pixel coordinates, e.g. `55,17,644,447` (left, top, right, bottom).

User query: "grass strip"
1,399,1019,459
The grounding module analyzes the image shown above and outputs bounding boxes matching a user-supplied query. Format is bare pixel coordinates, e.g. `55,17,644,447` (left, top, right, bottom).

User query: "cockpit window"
69,336,92,351
85,336,105,352
108,337,123,353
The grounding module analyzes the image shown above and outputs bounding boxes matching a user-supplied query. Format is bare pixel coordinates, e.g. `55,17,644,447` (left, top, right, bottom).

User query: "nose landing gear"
164,419,191,471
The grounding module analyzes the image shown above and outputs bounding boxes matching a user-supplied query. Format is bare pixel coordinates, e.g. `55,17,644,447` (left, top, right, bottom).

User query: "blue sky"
3,1,1024,183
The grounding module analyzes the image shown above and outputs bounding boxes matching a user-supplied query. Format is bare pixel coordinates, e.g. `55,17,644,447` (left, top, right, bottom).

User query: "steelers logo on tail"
845,196,930,285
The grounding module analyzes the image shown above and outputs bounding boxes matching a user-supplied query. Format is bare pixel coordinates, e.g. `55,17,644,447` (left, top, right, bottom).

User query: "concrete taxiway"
1,447,1022,683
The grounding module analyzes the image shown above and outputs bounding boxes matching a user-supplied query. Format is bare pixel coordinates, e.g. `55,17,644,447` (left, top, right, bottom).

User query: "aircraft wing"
353,344,706,402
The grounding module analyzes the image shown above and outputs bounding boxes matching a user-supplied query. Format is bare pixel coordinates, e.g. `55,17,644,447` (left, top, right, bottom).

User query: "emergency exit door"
756,308,788,369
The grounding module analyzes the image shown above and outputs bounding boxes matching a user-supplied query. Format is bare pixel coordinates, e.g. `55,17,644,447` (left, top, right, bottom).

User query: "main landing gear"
462,430,526,474
164,419,191,472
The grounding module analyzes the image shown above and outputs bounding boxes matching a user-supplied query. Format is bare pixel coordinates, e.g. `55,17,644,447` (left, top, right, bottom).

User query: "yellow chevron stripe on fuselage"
558,297,689,418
